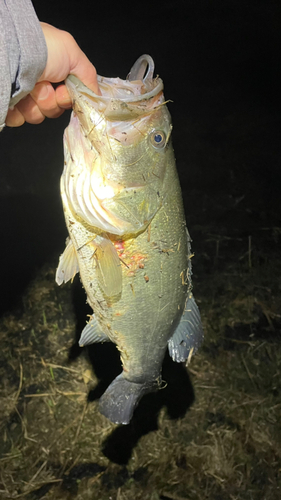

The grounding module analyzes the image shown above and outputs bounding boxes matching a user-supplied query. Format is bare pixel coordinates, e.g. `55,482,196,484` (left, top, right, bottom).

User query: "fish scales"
56,55,204,424
109,177,189,379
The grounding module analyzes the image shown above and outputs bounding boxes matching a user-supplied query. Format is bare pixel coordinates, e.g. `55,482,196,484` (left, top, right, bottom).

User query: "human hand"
6,22,101,127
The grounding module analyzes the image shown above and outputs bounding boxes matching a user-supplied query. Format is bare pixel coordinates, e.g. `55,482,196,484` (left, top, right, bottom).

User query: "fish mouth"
62,55,169,236
65,55,164,120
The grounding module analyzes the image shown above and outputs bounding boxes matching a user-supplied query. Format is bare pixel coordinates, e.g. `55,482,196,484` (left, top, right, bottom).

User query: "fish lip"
65,74,164,104
66,74,164,121
66,55,164,121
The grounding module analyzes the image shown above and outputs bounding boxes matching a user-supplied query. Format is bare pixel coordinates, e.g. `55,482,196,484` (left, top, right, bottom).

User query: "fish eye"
150,130,166,149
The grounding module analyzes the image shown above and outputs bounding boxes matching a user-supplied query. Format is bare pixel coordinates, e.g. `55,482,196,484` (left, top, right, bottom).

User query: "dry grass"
0,213,280,500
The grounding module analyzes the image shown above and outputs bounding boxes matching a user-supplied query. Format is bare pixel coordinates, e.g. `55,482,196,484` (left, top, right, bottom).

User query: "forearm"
0,0,47,130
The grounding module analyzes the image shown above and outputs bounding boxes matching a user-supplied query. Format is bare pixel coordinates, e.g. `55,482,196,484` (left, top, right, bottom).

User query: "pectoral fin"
56,238,79,285
102,187,161,233
79,315,110,346
168,294,204,363
94,237,122,297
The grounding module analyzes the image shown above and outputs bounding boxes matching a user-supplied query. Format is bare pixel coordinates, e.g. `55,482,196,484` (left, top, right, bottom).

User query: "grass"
0,210,280,499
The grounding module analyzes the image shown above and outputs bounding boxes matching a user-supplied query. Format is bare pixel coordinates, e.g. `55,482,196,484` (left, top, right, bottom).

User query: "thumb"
69,50,101,95
67,45,102,96
39,23,101,95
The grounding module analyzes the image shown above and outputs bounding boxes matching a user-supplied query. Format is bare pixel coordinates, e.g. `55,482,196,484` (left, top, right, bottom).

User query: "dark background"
1,0,280,313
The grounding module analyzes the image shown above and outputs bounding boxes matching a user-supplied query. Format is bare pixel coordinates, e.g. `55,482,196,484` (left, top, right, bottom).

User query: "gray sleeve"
0,0,48,130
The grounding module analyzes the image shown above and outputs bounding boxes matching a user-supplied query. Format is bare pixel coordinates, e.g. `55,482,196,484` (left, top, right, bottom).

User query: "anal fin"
79,315,110,347
168,294,204,363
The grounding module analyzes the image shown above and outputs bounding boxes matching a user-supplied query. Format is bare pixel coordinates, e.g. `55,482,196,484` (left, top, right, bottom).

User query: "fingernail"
31,83,51,101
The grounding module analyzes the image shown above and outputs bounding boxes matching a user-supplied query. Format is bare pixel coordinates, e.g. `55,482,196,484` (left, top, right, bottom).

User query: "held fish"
56,55,204,425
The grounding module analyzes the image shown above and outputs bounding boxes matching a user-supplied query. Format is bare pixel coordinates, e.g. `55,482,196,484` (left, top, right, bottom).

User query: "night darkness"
1,1,281,498
1,0,280,312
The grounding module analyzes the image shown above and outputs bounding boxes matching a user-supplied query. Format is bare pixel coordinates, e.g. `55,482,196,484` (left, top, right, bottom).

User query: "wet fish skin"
56,55,203,424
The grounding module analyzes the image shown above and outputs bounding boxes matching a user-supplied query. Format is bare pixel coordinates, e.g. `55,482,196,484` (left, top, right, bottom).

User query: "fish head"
63,55,173,237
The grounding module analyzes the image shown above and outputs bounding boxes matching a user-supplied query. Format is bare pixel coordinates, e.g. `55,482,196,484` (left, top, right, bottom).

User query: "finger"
54,84,72,109
31,82,65,119
5,107,25,127
15,95,46,124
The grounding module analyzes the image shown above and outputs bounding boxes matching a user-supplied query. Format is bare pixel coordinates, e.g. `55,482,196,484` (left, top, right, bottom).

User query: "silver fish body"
56,55,203,424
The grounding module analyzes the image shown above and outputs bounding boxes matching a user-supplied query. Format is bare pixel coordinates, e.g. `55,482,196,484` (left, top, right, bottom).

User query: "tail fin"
99,373,154,425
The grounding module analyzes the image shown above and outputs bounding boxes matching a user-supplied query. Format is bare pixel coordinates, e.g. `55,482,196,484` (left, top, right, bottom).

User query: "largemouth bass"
56,55,203,425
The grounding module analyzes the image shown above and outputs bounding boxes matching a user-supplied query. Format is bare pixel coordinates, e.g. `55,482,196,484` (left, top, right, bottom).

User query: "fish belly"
62,154,189,381
109,170,189,385
60,148,191,424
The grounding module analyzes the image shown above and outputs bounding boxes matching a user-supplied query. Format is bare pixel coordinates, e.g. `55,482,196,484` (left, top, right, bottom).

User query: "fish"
56,55,204,425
